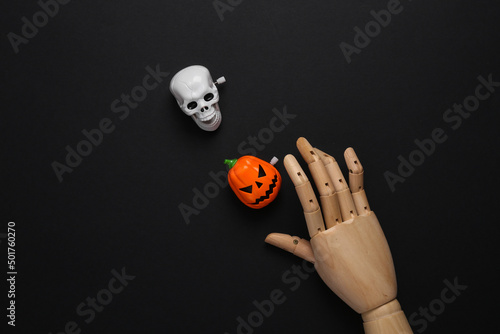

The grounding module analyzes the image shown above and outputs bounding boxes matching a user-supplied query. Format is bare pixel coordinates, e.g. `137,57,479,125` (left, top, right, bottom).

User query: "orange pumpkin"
224,156,282,209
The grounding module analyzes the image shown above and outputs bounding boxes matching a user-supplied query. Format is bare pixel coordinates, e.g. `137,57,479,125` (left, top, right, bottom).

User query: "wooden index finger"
283,154,325,238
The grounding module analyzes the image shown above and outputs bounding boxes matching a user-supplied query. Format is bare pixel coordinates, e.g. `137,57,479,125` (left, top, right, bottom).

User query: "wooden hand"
265,137,413,334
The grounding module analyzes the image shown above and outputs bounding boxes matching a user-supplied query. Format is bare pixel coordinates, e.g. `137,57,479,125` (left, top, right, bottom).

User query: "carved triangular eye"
239,185,253,193
258,165,266,178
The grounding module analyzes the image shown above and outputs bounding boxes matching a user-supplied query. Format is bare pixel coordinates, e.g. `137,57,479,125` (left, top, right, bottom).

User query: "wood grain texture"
362,300,413,334
310,212,397,314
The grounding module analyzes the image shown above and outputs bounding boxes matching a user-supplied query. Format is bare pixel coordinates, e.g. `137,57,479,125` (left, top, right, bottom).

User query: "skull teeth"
198,109,215,122
193,103,221,131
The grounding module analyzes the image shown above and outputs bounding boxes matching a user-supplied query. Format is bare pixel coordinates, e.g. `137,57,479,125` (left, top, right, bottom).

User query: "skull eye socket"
258,165,266,178
187,102,197,110
204,93,214,102
239,185,253,194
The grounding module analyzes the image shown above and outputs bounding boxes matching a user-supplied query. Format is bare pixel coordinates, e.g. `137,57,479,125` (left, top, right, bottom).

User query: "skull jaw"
192,103,222,131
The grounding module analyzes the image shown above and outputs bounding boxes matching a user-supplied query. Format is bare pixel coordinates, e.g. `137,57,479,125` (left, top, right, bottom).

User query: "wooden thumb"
265,233,315,263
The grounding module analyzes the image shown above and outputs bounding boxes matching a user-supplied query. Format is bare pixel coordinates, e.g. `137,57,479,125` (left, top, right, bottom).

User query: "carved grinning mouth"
250,174,279,205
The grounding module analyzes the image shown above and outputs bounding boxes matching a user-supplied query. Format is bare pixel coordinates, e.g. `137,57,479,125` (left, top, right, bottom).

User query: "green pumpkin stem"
224,158,238,169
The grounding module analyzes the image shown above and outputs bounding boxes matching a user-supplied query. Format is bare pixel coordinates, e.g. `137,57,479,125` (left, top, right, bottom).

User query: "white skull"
169,65,225,131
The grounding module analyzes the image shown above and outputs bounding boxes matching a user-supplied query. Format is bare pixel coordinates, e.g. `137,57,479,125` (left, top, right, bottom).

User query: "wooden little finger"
344,147,371,215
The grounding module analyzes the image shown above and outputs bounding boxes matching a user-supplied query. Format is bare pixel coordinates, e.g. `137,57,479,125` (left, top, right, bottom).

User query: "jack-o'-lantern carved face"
224,156,282,209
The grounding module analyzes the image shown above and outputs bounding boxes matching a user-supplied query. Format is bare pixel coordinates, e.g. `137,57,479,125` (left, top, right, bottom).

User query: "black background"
2,0,500,333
